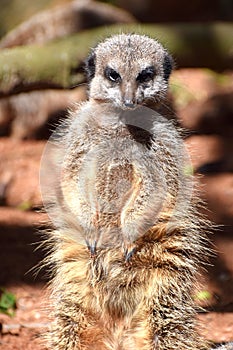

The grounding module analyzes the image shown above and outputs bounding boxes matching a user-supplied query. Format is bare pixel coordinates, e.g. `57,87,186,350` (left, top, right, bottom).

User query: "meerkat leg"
48,291,106,350
151,300,209,350
148,254,209,350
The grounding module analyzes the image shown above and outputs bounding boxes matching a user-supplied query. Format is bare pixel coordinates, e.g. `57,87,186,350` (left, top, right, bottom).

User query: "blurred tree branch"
0,23,232,97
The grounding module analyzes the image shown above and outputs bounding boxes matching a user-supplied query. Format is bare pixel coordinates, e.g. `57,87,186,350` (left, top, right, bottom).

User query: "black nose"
124,99,136,109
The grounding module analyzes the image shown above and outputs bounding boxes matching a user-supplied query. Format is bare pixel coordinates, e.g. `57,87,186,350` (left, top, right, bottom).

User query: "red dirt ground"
0,68,233,349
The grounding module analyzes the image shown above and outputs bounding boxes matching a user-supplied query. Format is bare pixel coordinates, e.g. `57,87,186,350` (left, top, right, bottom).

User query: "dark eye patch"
136,66,156,84
163,53,173,80
104,67,121,83
85,51,96,81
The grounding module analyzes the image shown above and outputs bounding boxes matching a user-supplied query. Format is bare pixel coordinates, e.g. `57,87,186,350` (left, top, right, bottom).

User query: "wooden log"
0,23,232,97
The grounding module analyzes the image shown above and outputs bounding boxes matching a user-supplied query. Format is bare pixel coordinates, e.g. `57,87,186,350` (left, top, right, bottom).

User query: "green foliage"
170,77,197,109
203,68,232,87
17,200,33,211
183,164,194,176
0,288,17,317
194,290,212,301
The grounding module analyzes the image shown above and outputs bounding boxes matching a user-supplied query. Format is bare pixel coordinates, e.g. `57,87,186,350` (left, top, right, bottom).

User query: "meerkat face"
85,34,173,109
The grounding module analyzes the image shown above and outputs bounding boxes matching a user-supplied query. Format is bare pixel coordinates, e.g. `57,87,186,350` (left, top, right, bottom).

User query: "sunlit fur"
43,34,211,350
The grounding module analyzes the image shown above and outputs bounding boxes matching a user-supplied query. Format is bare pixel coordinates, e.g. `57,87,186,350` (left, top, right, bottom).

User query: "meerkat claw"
124,244,136,262
86,240,97,257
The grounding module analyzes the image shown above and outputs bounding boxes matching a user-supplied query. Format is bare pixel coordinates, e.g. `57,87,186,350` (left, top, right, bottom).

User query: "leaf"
183,164,194,176
194,290,212,301
0,289,16,317
17,200,32,211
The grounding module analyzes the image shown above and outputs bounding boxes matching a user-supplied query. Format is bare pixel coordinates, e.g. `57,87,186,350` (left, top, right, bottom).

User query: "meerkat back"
41,34,210,350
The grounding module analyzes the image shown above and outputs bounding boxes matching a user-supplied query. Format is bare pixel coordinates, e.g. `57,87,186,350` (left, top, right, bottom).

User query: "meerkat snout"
121,81,137,109
85,34,173,109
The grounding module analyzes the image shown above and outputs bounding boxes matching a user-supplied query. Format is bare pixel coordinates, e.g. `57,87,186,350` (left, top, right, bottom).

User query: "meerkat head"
85,33,173,109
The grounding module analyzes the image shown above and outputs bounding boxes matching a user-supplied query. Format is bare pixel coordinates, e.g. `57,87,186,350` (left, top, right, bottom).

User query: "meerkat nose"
123,99,136,109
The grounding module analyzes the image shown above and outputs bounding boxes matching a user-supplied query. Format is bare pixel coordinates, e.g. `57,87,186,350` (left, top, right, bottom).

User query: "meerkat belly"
61,126,167,251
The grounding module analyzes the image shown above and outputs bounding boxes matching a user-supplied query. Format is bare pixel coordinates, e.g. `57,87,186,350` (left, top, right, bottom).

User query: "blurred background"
0,0,232,349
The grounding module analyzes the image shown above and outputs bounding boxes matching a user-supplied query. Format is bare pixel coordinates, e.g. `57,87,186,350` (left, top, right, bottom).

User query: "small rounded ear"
163,52,174,81
85,50,96,81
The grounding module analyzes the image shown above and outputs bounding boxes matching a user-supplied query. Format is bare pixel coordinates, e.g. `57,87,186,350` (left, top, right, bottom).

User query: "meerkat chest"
63,113,155,179
65,121,154,201
60,111,160,233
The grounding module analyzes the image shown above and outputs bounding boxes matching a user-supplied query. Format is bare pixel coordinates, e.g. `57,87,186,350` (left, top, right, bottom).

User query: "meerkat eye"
136,66,156,84
104,67,121,83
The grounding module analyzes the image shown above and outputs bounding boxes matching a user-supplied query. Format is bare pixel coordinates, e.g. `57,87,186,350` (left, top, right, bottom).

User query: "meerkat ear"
163,52,174,81
85,50,96,81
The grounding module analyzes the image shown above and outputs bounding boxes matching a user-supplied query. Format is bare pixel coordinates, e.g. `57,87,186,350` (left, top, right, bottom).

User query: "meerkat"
43,34,210,350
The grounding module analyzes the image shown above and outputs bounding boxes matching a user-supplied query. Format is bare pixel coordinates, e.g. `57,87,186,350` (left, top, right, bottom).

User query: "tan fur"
43,34,210,350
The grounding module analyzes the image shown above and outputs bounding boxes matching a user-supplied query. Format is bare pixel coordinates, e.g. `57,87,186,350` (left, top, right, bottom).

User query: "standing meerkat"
42,34,210,350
